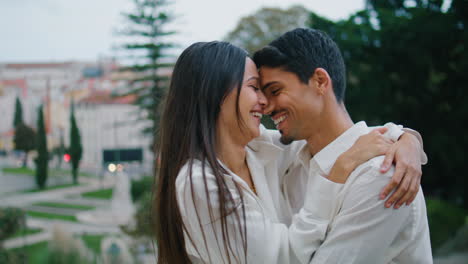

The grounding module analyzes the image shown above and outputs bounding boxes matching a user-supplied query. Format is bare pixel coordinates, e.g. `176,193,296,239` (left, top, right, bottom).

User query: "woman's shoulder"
175,160,221,195
176,160,210,183
175,159,240,211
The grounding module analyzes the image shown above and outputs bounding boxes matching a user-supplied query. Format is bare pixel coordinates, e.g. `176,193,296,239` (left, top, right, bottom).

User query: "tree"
34,105,48,189
69,101,82,184
12,96,31,167
13,96,24,127
368,0,467,208
13,123,35,167
307,0,468,208
53,132,66,169
224,5,310,54
118,0,176,163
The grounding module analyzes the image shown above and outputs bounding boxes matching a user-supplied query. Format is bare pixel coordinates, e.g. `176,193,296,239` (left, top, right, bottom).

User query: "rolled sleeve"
401,128,428,165
383,122,404,142
377,123,428,164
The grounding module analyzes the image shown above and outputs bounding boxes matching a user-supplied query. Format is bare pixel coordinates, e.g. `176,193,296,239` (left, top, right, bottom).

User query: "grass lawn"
8,227,42,239
23,183,81,193
26,211,78,222
2,167,34,175
81,188,113,200
10,241,49,263
2,167,96,178
33,202,95,211
81,234,105,255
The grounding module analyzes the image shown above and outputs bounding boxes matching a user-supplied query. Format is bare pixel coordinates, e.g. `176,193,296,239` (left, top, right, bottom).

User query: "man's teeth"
251,112,262,118
273,115,287,125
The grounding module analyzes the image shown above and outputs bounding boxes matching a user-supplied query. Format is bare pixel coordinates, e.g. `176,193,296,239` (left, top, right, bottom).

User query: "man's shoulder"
356,156,390,176
346,155,394,189
338,156,406,214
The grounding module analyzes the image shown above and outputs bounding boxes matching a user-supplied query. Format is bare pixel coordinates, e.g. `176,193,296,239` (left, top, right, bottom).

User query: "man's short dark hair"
253,28,347,102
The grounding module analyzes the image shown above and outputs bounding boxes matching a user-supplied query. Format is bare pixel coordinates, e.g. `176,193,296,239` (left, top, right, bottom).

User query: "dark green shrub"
0,248,26,264
436,224,468,256
0,207,25,242
130,176,153,202
0,208,26,263
426,198,467,251
121,192,153,238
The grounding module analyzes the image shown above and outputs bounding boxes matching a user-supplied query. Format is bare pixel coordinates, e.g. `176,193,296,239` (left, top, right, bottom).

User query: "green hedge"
121,192,153,238
0,248,27,264
426,198,467,251
81,188,113,200
26,211,77,222
131,176,153,202
0,208,26,263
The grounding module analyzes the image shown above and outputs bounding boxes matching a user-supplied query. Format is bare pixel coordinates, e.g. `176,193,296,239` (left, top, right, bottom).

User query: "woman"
154,41,405,263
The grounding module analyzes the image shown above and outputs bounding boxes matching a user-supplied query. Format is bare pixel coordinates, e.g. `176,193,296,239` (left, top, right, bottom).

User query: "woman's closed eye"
249,85,260,91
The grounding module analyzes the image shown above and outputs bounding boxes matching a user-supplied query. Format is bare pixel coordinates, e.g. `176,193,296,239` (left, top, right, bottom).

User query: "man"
253,28,432,263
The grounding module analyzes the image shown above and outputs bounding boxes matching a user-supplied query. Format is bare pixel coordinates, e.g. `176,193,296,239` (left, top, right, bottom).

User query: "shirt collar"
297,143,312,170
247,125,284,165
310,121,370,175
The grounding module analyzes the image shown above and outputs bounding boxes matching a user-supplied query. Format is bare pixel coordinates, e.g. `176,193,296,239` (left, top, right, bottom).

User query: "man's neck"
305,104,354,156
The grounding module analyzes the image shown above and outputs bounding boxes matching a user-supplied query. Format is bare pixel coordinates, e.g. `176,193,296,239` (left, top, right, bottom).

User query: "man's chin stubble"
279,131,295,145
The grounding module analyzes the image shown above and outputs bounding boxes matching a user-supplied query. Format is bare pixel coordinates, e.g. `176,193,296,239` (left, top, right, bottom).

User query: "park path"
1,177,114,208
3,218,121,249
1,175,120,249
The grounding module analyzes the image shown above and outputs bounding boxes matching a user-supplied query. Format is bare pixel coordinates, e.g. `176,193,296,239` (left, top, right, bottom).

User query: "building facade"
0,60,153,174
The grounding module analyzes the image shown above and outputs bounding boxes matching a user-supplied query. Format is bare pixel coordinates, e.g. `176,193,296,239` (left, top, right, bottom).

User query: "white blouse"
176,131,340,263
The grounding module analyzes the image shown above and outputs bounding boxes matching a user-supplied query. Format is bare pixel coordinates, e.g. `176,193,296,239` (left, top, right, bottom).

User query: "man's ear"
309,68,331,95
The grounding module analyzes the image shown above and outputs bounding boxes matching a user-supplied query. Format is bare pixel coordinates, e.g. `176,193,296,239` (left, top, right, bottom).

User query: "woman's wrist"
328,154,354,184
338,152,356,174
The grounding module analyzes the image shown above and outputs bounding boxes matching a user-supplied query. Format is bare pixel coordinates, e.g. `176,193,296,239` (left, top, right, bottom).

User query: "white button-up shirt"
266,122,428,220
176,122,431,263
270,122,432,263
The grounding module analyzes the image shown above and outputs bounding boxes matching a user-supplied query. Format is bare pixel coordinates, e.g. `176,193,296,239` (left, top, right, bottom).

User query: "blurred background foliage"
0,208,26,263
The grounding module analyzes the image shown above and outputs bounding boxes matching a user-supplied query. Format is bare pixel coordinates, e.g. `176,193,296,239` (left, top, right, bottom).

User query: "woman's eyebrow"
244,76,259,83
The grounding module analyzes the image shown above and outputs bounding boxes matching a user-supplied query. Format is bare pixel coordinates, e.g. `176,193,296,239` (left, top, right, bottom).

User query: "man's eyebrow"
262,81,279,91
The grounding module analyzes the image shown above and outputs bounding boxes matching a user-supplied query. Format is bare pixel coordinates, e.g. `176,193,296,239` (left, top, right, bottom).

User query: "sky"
0,0,365,62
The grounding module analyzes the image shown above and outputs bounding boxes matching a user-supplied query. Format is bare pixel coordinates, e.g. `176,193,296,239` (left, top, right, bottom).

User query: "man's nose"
262,97,275,116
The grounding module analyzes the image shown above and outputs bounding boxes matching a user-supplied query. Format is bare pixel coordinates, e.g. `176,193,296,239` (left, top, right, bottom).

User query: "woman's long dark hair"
154,41,249,263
